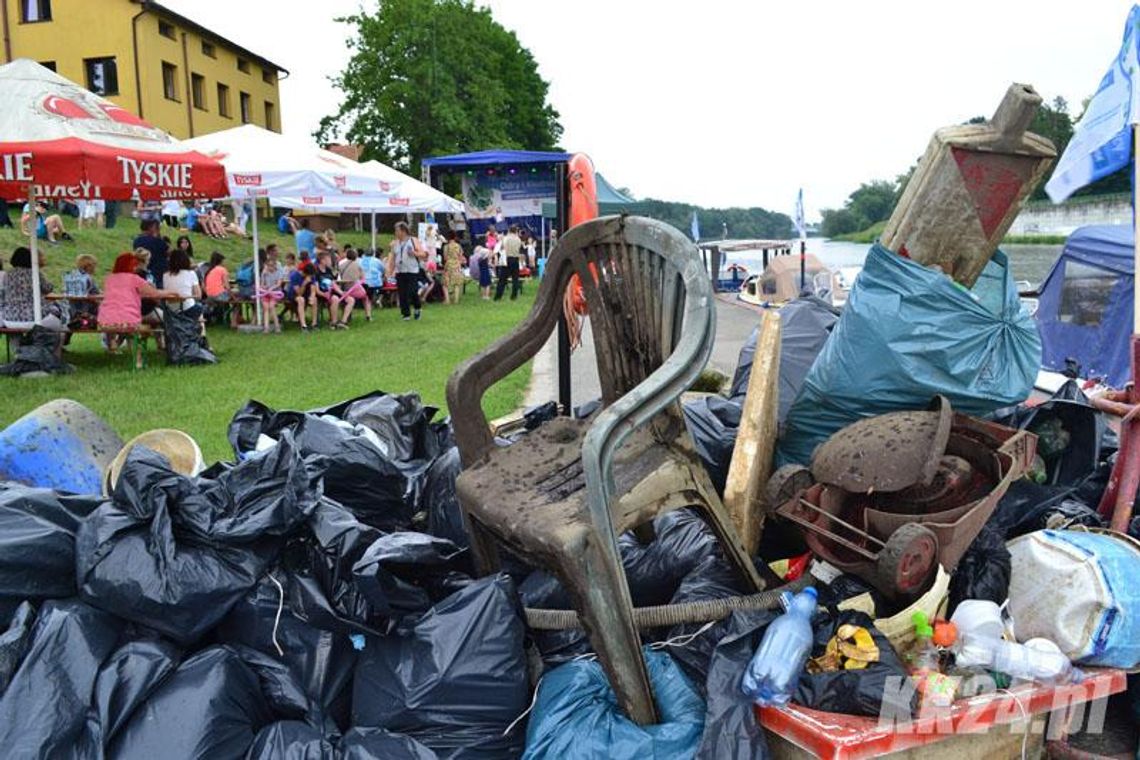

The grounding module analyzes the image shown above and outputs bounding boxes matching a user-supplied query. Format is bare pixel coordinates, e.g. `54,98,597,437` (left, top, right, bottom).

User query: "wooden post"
724,311,781,554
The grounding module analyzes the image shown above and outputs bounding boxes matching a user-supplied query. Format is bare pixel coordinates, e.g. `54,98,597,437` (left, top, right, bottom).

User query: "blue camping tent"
1037,225,1133,386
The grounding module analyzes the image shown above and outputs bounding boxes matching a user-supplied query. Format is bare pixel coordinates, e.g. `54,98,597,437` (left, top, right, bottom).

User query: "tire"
876,523,938,601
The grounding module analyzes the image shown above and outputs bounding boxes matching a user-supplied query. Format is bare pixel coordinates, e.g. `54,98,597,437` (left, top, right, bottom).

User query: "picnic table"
756,668,1127,760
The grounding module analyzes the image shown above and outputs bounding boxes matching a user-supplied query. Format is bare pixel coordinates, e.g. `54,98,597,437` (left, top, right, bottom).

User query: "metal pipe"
131,9,146,119
1,0,12,63
524,577,808,630
180,31,193,137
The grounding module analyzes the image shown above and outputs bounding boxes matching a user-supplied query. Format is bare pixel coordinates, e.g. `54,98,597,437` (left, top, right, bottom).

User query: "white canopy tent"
183,125,463,320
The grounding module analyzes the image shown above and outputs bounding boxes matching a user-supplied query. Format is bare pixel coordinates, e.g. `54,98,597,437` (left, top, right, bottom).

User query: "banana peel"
808,624,880,673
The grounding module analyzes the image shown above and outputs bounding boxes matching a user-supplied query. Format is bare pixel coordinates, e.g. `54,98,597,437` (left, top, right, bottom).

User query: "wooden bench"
0,324,162,370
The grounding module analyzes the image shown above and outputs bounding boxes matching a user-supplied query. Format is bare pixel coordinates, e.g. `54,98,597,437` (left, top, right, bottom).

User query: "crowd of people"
0,200,548,368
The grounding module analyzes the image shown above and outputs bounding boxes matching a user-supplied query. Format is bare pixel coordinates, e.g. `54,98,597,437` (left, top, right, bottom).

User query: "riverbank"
831,221,1065,246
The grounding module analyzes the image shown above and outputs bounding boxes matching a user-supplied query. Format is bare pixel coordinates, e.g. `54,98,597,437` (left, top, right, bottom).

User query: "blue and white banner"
690,210,700,242
461,173,557,220
1045,5,1140,202
794,188,807,239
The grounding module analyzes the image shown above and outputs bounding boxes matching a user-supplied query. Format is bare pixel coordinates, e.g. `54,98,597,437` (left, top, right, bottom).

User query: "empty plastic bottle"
741,586,818,707
955,635,1080,684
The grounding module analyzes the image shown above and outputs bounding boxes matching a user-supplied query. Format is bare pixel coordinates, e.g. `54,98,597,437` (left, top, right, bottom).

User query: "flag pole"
251,194,262,326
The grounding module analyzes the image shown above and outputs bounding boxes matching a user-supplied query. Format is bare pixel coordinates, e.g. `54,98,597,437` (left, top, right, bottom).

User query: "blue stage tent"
1037,224,1133,386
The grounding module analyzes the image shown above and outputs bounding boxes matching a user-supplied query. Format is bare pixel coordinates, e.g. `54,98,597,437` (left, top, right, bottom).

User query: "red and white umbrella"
0,58,227,321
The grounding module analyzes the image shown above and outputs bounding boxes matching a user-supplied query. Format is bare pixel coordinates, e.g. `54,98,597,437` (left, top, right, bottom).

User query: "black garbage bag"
947,524,1011,615
341,727,440,759
989,479,1104,540
730,296,840,425
0,599,123,756
821,573,888,613
82,635,183,748
216,570,357,728
795,609,915,718
666,554,753,690
351,532,471,617
0,484,101,620
163,307,216,365
228,393,448,530
521,509,723,666
283,499,386,636
247,721,338,760
0,325,72,376
423,447,468,549
0,601,34,693
352,575,529,759
108,645,276,759
76,436,322,644
693,609,778,760
991,383,1107,488
682,395,741,494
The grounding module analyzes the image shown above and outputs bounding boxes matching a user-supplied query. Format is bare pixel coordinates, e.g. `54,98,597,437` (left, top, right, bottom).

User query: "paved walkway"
523,294,763,409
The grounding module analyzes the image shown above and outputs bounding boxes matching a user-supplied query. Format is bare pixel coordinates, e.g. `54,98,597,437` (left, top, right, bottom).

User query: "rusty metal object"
776,404,1038,600
810,397,952,493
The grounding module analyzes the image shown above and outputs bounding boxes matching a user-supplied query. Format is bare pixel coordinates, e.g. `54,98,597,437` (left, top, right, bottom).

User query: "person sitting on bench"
98,252,177,367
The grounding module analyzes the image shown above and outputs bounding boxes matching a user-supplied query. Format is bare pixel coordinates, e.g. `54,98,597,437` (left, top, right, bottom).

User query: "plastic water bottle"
741,587,818,707
955,635,1080,684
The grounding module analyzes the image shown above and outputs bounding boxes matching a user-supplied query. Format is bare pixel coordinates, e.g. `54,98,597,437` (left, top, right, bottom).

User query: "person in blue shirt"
278,210,300,234
295,218,316,257
132,218,169,284
185,204,201,233
359,247,384,306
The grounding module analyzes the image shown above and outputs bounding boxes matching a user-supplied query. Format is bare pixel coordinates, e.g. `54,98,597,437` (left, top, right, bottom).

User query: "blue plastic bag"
523,648,705,760
777,244,1041,465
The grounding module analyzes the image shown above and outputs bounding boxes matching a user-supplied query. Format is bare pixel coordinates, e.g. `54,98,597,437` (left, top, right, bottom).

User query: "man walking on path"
494,225,523,301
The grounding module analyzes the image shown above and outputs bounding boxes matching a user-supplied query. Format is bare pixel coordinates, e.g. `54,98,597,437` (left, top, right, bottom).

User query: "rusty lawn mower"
767,396,1037,602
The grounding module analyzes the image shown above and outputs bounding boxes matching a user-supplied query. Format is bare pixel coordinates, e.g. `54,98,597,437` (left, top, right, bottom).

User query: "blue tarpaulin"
777,243,1042,465
1037,225,1134,387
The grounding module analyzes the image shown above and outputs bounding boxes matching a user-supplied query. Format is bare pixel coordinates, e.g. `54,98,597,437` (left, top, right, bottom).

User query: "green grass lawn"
0,214,537,463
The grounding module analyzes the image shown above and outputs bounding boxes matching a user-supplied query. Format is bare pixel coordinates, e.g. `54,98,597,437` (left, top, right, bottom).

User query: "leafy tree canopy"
316,0,563,175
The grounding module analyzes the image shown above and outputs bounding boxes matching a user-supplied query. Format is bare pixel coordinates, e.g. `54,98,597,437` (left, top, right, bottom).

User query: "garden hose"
524,576,811,630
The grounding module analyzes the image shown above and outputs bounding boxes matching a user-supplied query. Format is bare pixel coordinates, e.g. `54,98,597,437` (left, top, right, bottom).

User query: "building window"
239,91,251,123
39,60,56,72
217,83,231,118
158,20,176,39
191,73,206,110
162,61,179,101
261,68,274,84
201,41,216,58
237,58,250,74
264,101,275,130
20,0,51,23
84,57,119,96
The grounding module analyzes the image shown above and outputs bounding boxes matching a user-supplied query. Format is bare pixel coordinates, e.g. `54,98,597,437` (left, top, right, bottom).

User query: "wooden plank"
723,310,780,555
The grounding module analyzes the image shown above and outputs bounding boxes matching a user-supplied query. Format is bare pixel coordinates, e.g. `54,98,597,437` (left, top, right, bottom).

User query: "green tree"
316,0,562,174
846,181,897,227
819,207,861,238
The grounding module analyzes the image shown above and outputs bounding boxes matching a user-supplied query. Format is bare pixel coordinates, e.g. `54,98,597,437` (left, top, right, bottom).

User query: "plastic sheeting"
523,648,706,760
730,296,841,425
352,575,529,758
682,396,742,495
778,244,1041,465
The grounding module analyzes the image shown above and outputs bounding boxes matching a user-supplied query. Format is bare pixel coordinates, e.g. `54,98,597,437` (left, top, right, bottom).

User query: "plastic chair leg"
557,537,659,726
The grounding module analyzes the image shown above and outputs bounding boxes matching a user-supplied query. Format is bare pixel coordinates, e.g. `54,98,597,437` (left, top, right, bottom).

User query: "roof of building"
136,1,288,74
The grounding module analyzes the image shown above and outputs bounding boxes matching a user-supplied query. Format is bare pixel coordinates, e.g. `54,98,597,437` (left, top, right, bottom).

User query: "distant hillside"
631,198,794,241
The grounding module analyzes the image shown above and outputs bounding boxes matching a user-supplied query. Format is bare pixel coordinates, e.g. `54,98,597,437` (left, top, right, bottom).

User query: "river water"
726,237,1063,289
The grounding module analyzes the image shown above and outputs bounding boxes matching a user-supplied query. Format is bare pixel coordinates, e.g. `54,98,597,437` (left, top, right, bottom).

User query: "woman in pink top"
98,252,176,366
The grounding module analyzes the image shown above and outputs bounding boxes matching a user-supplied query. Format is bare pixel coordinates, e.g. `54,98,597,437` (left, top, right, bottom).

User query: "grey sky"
164,0,1138,221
